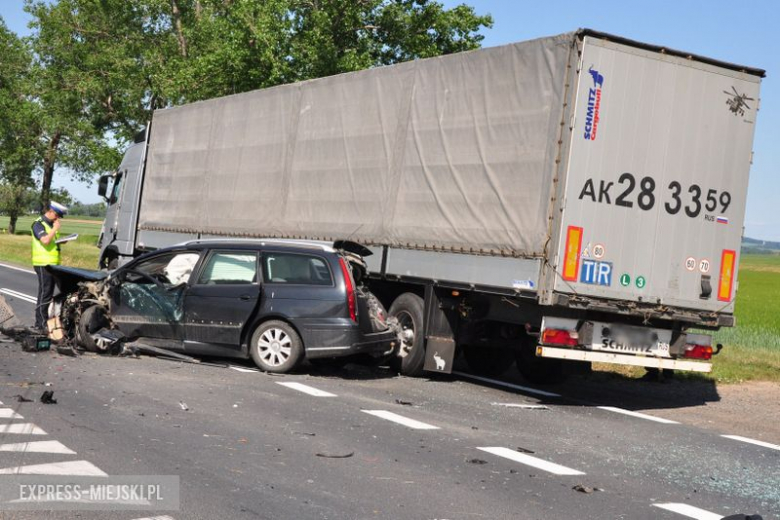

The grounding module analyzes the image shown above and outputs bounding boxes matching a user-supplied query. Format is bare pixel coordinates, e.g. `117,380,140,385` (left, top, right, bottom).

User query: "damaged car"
50,240,397,373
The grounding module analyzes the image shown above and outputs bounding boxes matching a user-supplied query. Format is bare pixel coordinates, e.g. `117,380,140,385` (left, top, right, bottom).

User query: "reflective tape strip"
562,226,583,282
717,249,736,302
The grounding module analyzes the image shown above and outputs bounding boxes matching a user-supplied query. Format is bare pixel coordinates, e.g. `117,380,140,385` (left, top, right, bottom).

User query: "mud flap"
422,285,458,374
423,336,456,373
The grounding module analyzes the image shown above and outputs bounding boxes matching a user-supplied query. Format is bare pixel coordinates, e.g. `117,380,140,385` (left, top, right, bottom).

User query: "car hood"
49,265,109,294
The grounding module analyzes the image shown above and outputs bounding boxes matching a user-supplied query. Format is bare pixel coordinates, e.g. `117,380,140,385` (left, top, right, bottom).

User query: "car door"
183,250,261,356
259,250,347,347
110,250,201,340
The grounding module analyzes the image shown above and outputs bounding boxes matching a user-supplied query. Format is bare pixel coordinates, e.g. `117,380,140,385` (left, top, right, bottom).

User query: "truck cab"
97,132,147,269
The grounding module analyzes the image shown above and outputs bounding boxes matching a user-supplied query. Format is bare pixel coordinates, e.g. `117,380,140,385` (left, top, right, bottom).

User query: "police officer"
31,201,68,332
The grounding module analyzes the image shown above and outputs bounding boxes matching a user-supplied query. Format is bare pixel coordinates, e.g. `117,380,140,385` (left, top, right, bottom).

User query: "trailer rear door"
554,36,761,313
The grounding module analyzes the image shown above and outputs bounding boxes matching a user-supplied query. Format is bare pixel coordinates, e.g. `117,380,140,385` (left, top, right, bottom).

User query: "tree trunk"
40,131,61,208
8,215,18,235
171,0,188,58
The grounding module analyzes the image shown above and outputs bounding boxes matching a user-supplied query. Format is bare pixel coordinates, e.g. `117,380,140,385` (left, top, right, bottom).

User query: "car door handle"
240,294,252,301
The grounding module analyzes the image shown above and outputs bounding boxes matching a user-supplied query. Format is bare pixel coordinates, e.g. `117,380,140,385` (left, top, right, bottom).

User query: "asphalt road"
0,263,777,520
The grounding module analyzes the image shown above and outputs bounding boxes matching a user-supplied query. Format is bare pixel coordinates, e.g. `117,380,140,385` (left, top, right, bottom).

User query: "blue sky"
2,1,777,240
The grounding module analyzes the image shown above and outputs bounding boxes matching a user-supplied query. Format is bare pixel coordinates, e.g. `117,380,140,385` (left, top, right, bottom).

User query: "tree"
0,19,41,234
22,0,492,205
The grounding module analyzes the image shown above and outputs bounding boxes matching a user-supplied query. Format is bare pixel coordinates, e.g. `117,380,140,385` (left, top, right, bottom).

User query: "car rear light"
338,257,357,322
542,328,579,347
684,344,713,360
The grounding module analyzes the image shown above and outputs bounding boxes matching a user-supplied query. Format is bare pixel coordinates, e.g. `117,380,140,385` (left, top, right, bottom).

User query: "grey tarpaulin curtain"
138,32,574,257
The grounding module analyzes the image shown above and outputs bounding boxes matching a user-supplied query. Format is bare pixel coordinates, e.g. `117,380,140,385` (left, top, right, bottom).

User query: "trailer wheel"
389,293,426,377
462,346,515,377
515,334,566,384
77,305,110,352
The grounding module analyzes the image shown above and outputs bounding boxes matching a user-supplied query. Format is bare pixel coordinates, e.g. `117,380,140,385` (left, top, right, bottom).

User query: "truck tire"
388,293,426,377
77,305,110,352
515,334,566,384
462,346,515,377
250,320,303,374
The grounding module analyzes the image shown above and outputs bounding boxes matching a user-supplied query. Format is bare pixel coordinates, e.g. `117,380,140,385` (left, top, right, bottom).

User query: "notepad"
55,233,79,244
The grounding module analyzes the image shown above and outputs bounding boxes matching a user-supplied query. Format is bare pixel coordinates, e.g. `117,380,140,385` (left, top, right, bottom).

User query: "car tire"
515,333,566,384
388,293,426,377
77,305,110,352
250,320,303,373
462,345,515,377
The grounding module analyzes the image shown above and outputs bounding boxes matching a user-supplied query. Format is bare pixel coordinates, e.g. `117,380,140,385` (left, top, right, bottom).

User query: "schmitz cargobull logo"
583,66,604,141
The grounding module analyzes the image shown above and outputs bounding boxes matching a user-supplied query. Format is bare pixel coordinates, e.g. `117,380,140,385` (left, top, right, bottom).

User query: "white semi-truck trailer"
95,29,764,381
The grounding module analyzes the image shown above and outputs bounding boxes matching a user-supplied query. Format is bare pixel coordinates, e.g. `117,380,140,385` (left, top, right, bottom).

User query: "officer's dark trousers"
34,265,55,331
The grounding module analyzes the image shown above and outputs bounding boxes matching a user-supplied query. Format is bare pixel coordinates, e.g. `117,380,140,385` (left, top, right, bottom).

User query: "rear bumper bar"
537,346,712,373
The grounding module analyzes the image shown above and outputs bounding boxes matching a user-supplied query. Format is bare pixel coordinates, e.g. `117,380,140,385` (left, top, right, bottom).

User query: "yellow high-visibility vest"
31,217,60,266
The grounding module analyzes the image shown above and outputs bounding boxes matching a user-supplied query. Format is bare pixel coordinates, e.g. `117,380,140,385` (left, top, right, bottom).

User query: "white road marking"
361,410,439,430
229,366,260,373
130,516,176,520
0,263,34,275
597,406,679,424
452,371,561,398
491,402,549,410
722,435,780,452
0,288,36,304
0,460,108,476
0,440,76,454
651,502,722,520
0,409,25,419
0,423,47,435
477,447,585,476
276,382,336,397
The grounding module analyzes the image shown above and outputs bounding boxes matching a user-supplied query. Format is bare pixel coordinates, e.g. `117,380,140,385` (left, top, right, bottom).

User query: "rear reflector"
542,328,579,347
562,226,583,282
338,257,357,322
717,249,736,302
684,344,713,360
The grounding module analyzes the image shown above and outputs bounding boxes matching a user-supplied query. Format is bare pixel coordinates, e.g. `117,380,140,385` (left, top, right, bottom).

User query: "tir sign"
562,226,583,282
718,249,736,302
580,260,613,286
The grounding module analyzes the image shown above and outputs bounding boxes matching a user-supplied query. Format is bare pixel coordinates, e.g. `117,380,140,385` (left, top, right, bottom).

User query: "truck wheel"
515,334,566,384
250,320,303,373
462,346,515,377
77,305,110,352
388,293,426,377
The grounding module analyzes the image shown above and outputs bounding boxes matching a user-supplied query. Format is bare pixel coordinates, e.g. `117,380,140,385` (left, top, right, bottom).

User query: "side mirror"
98,175,109,200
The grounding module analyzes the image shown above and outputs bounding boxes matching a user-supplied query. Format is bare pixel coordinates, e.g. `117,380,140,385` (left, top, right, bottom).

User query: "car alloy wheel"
257,327,292,367
250,320,304,373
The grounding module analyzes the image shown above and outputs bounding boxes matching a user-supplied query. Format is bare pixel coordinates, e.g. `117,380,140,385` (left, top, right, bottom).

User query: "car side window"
262,253,333,285
198,252,258,285
126,252,200,286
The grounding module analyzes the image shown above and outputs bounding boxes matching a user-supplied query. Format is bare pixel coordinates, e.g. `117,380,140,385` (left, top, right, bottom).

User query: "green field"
0,215,102,269
706,254,780,382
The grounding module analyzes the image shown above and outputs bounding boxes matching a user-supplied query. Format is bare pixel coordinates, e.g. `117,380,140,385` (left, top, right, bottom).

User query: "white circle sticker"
685,257,696,271
593,244,605,259
699,259,710,274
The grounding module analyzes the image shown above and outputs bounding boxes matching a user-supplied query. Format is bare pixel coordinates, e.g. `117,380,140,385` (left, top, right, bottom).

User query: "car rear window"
262,253,333,285
198,252,258,285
